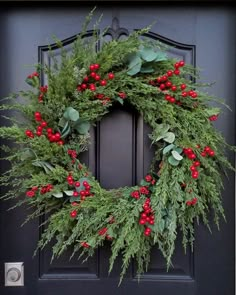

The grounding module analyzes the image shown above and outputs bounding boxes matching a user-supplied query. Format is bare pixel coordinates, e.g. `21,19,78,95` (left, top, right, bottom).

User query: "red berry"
174,62,180,69
161,75,167,82
190,165,196,172
55,133,61,141
41,121,47,128
139,219,146,225
75,182,80,187
157,77,162,84
180,84,186,90
83,76,89,82
81,83,87,90
179,60,185,67
204,146,211,153
36,131,42,136
159,84,165,90
70,210,77,218
170,97,176,104
174,69,180,75
191,171,199,179
83,181,89,187
191,197,198,205
57,140,64,145
186,200,192,206
209,150,215,157
201,151,207,157
37,126,43,132
90,72,96,78
182,91,188,97
80,190,86,197
188,153,196,160
25,130,32,137
167,70,173,77
73,191,79,197
89,84,96,91
189,90,194,96
171,85,177,91
141,213,147,218
149,220,155,225
47,128,53,134
165,81,172,88
108,73,115,79
89,64,95,71
165,94,171,101
71,202,78,206
191,92,198,98
193,161,200,167
95,74,100,81
100,80,107,86
93,64,100,70
145,175,152,182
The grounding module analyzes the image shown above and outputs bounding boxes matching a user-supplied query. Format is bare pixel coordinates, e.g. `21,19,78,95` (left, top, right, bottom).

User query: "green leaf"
61,121,71,139
114,97,124,105
163,132,175,143
20,149,35,161
168,155,180,166
171,150,183,161
140,64,154,73
58,117,67,128
63,107,80,121
52,192,64,198
25,78,34,87
127,54,142,76
32,160,54,174
74,120,90,135
155,52,168,62
163,144,175,155
140,47,158,62
173,147,183,154
64,190,74,196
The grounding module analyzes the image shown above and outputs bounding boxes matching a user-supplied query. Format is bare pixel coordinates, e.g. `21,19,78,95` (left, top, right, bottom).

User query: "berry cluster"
139,198,154,236
209,115,218,121
77,63,114,93
27,72,39,79
68,149,77,164
67,175,92,201
38,85,48,103
149,60,198,105
25,112,63,145
183,148,200,179
26,184,53,198
200,146,215,157
186,197,198,207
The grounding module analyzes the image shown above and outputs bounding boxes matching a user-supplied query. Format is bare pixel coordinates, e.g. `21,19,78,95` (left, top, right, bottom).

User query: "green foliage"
0,9,235,285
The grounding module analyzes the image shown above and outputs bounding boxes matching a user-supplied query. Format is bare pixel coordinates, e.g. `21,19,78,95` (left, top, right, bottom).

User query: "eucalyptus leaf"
74,120,90,135
155,52,168,62
127,55,142,76
140,47,158,62
173,147,183,154
171,150,183,161
61,121,71,139
168,155,180,166
163,132,175,143
140,64,154,73
163,144,175,155
205,107,220,117
20,149,35,161
52,192,64,198
63,107,80,122
58,117,67,128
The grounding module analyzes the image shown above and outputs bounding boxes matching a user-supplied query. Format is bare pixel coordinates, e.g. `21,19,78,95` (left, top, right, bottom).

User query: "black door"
0,3,235,295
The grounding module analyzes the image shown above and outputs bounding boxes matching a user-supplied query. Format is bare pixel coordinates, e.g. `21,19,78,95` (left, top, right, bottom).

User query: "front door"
0,3,235,295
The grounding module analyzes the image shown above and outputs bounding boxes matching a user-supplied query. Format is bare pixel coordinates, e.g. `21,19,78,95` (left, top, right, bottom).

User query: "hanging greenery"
0,10,235,283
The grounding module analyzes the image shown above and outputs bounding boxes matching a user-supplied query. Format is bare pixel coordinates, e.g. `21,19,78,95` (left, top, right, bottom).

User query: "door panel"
0,3,235,295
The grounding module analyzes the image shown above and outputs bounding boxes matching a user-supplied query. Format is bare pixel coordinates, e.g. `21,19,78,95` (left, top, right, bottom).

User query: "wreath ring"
0,11,235,283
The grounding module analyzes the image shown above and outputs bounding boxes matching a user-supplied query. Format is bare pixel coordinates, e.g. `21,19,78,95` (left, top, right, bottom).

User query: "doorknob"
5,262,24,286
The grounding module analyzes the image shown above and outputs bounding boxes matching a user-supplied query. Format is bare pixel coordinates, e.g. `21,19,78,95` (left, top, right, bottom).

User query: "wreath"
0,11,235,283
